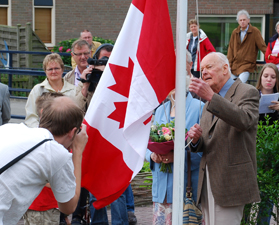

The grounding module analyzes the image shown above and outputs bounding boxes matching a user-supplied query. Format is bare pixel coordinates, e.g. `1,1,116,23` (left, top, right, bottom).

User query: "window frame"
32,0,55,47
0,0,11,26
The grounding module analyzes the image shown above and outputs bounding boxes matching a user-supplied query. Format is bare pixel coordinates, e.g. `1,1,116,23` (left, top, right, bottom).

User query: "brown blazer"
190,79,260,207
227,24,267,76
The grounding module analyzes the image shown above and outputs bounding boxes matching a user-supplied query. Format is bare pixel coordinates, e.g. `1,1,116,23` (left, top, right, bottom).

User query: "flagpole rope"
195,0,203,125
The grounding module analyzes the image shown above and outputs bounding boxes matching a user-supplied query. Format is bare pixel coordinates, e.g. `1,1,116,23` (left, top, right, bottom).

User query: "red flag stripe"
137,0,175,103
82,120,133,208
132,0,146,13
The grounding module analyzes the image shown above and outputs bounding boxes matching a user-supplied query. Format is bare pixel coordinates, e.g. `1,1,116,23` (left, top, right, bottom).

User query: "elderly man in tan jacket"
227,9,266,83
188,52,260,225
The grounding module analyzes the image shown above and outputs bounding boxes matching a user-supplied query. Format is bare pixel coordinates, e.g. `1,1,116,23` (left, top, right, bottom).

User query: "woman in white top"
25,53,76,128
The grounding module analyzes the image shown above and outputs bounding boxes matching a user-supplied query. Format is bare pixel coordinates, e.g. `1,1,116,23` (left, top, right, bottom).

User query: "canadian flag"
82,0,175,209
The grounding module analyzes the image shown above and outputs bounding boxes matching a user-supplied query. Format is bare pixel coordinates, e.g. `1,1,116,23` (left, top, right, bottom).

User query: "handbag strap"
186,149,192,198
0,139,52,175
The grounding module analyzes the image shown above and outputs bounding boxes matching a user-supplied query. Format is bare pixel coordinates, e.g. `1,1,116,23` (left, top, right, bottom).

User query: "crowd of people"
147,9,279,225
1,7,279,225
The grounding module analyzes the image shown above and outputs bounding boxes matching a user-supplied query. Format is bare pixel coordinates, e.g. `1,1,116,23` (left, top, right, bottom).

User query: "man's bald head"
39,96,84,136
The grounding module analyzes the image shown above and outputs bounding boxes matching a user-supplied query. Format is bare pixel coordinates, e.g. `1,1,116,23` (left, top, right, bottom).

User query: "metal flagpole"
172,0,188,223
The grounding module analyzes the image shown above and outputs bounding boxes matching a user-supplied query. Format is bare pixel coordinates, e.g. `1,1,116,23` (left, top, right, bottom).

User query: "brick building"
0,0,278,53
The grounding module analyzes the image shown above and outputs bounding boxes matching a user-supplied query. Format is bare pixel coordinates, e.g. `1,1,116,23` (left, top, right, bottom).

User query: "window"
33,0,55,47
0,7,7,25
34,8,51,43
0,0,11,26
199,15,265,60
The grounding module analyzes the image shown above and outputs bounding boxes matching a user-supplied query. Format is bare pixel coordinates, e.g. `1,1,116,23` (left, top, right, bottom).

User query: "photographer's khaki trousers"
23,208,60,225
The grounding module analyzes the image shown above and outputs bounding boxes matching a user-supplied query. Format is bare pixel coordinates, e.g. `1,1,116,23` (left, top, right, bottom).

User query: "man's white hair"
275,21,279,31
207,52,231,74
236,10,250,21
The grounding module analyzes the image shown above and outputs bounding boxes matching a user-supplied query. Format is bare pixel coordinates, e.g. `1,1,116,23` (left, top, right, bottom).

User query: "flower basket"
147,134,188,155
147,140,174,155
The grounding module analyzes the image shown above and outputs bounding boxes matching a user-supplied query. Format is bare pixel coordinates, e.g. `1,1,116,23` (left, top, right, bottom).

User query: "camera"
78,56,109,92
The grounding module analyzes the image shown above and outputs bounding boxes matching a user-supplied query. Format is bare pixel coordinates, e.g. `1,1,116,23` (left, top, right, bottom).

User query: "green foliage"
33,75,46,86
241,117,279,224
92,36,115,45
139,162,152,188
140,161,151,173
51,37,115,67
52,38,77,66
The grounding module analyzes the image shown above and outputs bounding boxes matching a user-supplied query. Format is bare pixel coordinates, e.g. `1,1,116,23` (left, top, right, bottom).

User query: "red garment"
186,29,216,72
29,187,58,211
265,40,279,65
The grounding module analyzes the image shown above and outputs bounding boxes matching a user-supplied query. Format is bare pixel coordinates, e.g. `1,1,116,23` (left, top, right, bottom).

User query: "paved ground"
17,204,153,225
9,98,26,124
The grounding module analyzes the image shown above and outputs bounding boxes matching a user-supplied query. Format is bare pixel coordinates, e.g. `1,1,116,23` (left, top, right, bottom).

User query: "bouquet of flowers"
148,120,187,173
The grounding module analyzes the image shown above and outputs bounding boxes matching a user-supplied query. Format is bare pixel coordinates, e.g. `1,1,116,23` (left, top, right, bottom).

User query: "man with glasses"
65,39,91,86
71,30,101,69
0,96,88,225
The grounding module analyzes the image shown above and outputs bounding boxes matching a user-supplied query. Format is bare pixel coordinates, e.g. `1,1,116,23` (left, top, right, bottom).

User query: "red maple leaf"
108,58,134,98
107,102,128,129
107,58,134,128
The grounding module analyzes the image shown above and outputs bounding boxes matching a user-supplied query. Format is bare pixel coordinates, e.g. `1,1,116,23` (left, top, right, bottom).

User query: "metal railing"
0,50,266,120
0,50,72,120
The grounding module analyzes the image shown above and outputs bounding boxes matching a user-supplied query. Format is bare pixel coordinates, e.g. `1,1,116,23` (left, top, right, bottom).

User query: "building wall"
11,0,32,27
54,0,178,44
6,0,274,45
189,0,273,17
55,0,273,44
55,0,131,43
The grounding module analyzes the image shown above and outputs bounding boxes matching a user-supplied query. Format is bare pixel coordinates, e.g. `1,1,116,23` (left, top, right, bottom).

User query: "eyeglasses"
46,67,61,72
73,52,91,57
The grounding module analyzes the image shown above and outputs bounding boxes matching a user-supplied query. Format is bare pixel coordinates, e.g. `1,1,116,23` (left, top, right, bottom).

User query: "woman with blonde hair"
25,53,76,128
